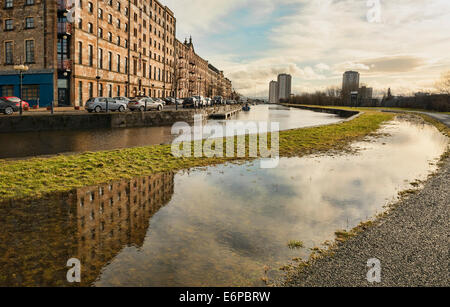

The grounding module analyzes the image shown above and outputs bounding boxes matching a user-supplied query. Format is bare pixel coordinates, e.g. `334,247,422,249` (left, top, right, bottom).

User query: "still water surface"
0,118,447,286
0,105,341,159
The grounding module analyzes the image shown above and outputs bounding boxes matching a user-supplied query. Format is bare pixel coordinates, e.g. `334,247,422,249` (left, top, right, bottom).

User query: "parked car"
1,96,29,109
213,96,225,105
152,97,166,106
192,96,207,107
183,97,199,108
128,97,163,111
113,96,131,104
205,98,212,107
85,97,128,113
164,97,176,105
0,97,19,115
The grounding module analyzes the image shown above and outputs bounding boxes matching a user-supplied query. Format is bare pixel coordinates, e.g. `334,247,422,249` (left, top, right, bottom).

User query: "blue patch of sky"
196,2,302,63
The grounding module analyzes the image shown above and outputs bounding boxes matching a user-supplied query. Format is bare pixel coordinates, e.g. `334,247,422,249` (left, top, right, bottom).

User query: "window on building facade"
108,14,112,24
98,83,103,96
88,2,93,13
98,27,103,38
78,42,82,64
88,45,93,66
5,41,13,64
25,40,35,63
25,17,34,29
107,84,112,97
1,85,14,96
117,54,121,72
108,52,112,71
88,82,93,98
26,0,34,5
22,85,39,100
5,19,14,31
78,18,82,29
125,57,128,73
98,48,103,69
88,22,93,33
78,81,83,105
5,0,13,8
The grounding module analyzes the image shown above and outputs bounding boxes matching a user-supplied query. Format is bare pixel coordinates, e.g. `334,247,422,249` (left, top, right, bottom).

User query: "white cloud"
164,0,450,96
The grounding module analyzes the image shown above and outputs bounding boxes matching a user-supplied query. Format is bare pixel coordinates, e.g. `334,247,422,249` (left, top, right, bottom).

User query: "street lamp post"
14,64,29,115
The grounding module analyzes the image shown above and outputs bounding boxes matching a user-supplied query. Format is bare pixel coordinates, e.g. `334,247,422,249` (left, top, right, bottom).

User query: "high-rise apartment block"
268,80,278,104
342,71,360,104
277,73,292,101
268,73,291,103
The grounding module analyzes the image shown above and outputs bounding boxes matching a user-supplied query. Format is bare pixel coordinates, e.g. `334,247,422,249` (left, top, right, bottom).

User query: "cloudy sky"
164,0,450,97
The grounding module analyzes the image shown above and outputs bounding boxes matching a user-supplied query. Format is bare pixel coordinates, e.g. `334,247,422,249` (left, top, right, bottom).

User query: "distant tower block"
342,71,360,104
269,80,278,104
277,74,292,102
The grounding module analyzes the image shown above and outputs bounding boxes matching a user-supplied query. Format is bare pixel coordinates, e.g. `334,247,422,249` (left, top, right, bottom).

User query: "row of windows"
0,84,39,100
3,17,35,31
79,0,174,27
3,40,35,64
4,0,35,9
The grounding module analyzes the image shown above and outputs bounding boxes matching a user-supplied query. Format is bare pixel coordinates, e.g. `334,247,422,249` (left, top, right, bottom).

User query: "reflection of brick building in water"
0,172,174,287
70,172,174,284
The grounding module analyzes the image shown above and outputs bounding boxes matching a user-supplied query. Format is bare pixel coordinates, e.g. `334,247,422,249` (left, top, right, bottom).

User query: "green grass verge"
0,110,394,201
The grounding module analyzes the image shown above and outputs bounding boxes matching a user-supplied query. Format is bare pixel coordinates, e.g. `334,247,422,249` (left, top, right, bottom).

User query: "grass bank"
0,110,394,201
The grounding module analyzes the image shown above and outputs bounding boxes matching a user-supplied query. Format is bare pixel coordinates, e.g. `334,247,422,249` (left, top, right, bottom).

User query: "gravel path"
284,118,450,287
415,112,450,127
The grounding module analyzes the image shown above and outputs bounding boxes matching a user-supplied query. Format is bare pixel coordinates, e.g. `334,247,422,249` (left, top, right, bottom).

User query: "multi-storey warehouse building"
174,37,232,100
0,0,232,107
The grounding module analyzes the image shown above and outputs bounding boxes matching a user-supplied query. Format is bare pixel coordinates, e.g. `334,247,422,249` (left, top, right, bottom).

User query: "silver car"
128,97,163,111
85,97,128,113
113,96,131,104
152,97,166,106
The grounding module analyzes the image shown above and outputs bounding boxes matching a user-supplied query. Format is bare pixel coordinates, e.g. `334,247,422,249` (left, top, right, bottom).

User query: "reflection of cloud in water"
96,119,448,287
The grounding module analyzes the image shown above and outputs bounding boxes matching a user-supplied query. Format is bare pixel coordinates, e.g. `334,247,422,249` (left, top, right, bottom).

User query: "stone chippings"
284,156,450,287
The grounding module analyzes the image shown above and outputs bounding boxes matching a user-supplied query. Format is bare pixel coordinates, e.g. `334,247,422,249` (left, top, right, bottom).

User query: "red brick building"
0,0,232,106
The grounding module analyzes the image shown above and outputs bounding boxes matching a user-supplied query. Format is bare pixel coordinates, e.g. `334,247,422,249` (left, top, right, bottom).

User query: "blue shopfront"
0,71,54,107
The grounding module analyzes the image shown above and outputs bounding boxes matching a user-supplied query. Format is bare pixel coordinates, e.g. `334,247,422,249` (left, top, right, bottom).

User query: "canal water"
0,105,341,159
0,117,447,286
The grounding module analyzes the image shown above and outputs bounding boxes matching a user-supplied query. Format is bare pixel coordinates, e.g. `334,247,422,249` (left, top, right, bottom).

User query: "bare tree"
435,70,450,94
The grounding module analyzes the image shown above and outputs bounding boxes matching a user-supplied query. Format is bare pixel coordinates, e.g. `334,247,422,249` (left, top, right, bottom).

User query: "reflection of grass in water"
0,111,394,201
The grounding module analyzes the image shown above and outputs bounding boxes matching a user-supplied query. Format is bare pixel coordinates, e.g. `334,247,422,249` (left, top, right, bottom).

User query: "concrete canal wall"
282,104,359,118
0,105,241,133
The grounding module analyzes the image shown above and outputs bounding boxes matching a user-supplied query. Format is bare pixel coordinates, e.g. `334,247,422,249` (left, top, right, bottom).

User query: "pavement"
0,104,189,117
284,113,450,287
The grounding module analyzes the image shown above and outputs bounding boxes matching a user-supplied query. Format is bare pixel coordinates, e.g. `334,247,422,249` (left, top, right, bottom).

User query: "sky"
164,0,450,97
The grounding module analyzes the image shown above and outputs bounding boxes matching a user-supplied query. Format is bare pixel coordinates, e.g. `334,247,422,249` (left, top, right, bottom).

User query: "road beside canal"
283,114,450,287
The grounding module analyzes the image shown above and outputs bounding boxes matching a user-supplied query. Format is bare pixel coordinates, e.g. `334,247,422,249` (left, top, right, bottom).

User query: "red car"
1,97,30,109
